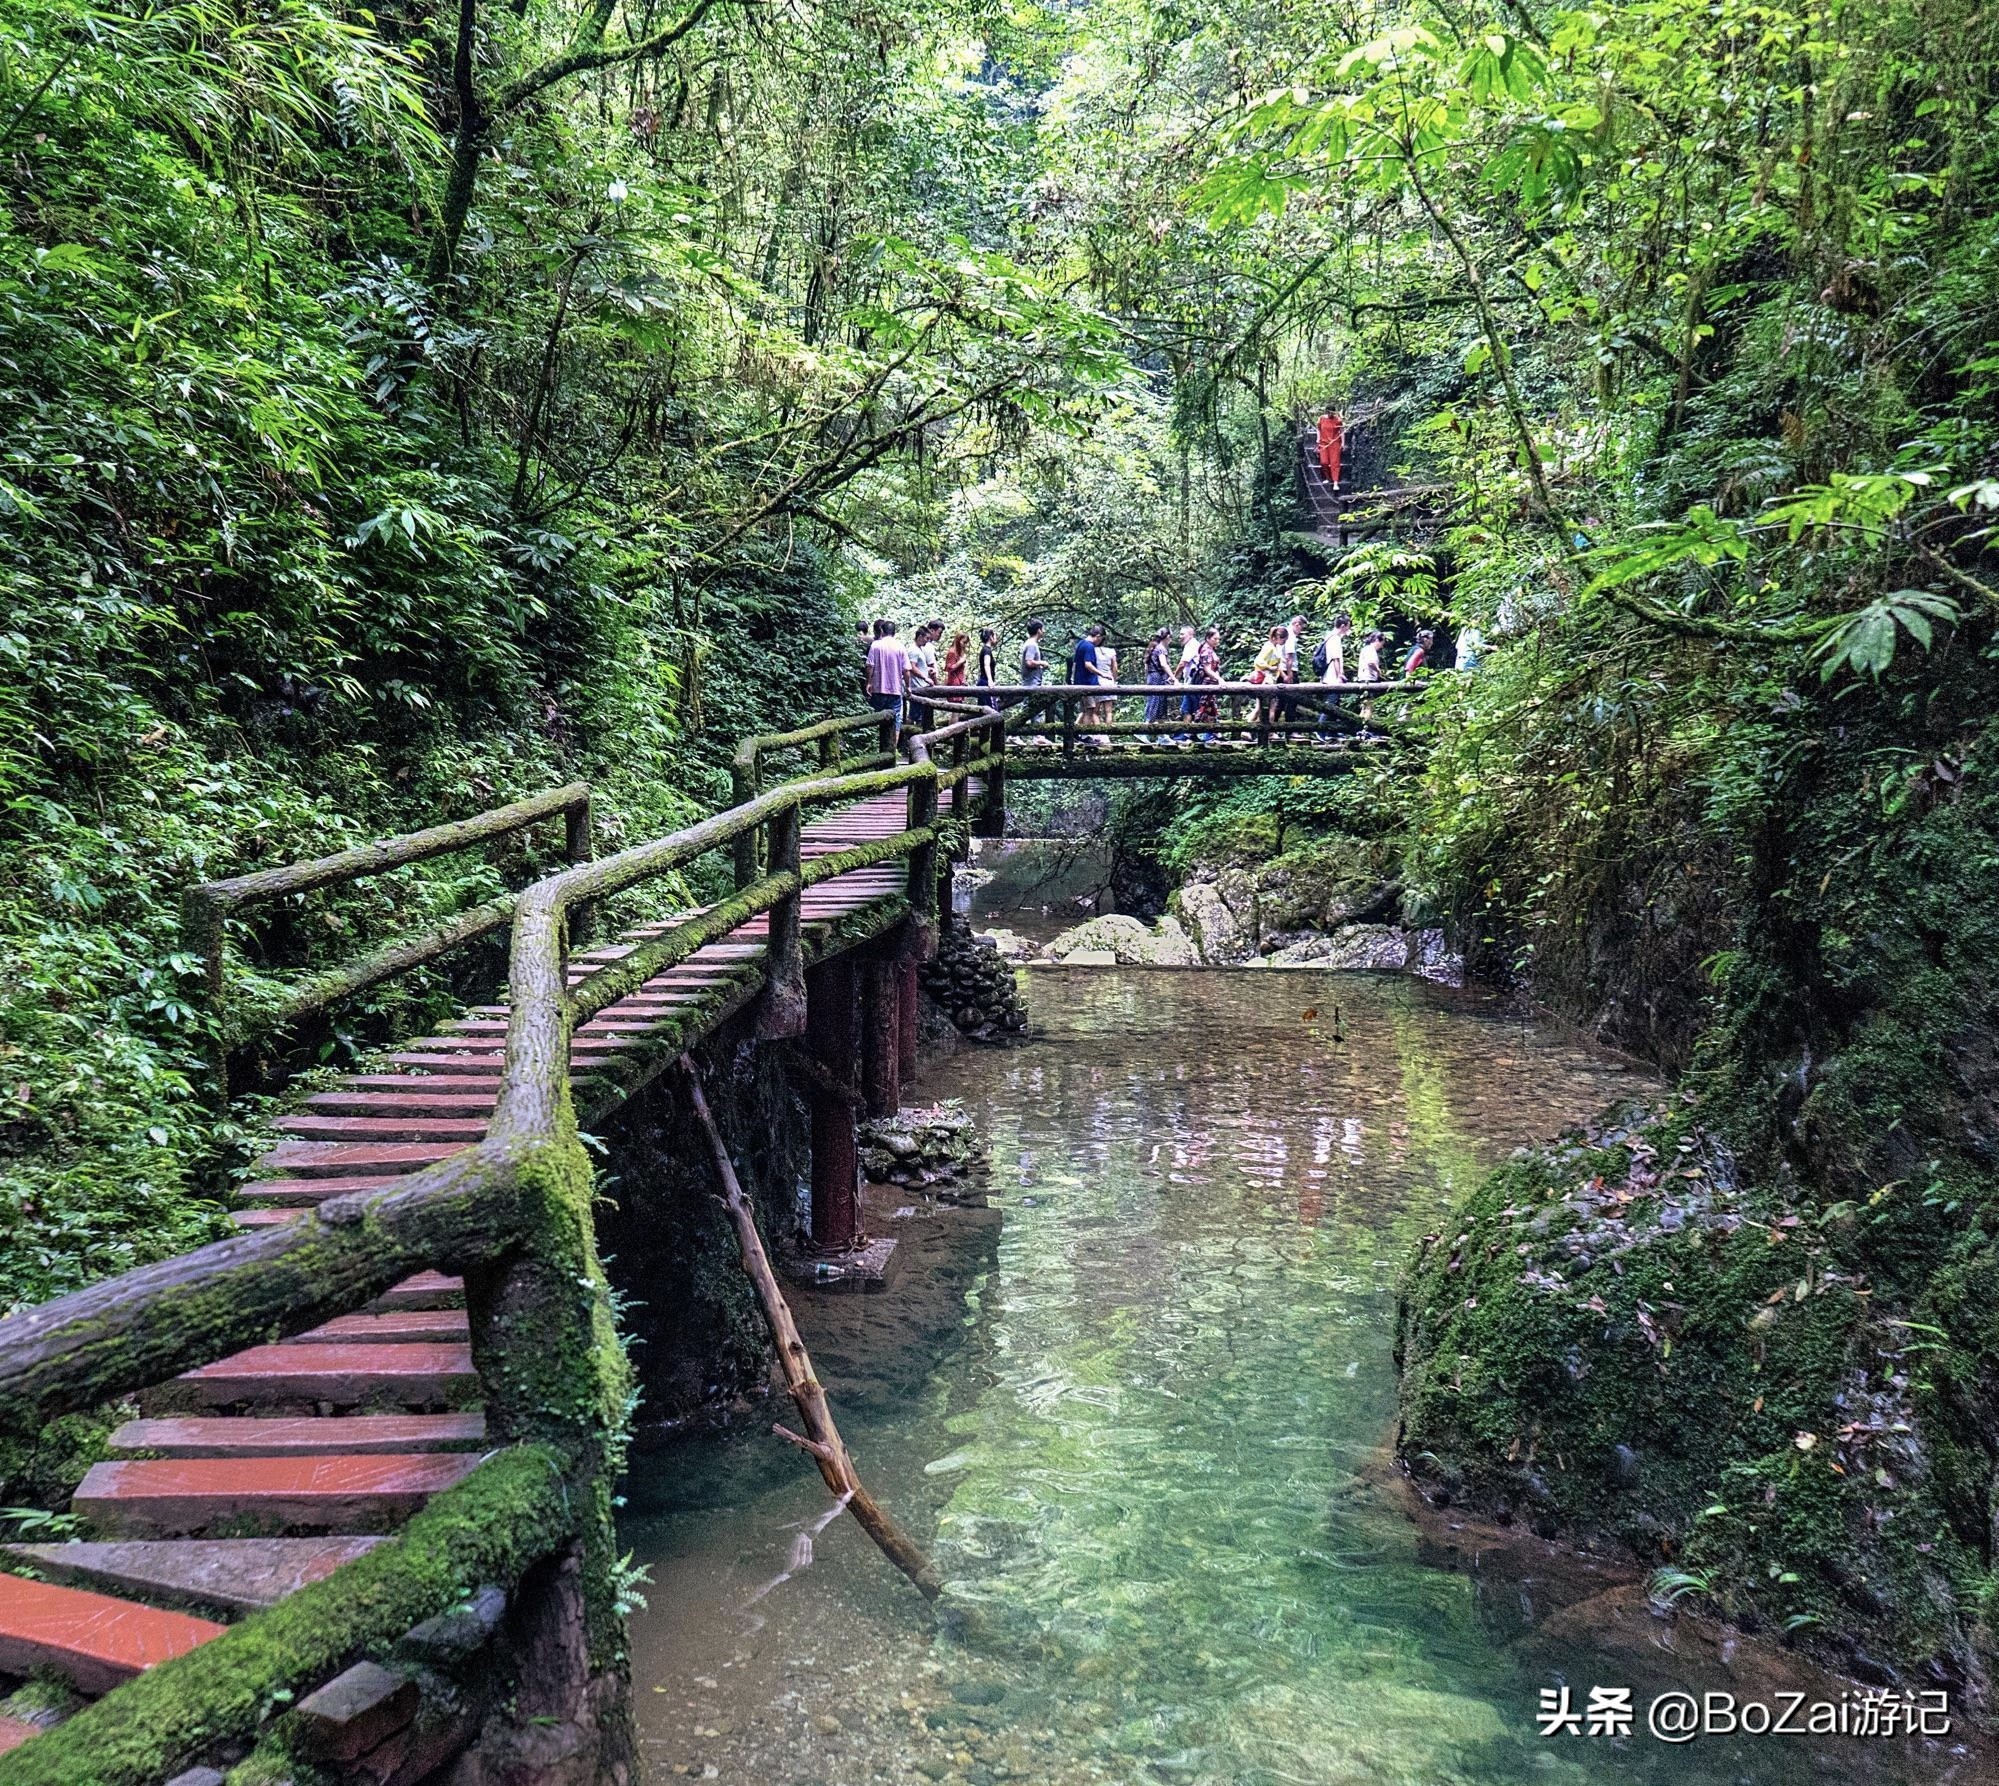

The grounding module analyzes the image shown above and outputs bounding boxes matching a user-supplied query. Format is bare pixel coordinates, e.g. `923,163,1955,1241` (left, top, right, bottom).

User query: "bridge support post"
948,729,969,821
975,737,1006,838
462,1123,637,1784
861,949,901,1118
906,770,939,958
756,805,807,1039
805,957,862,1252
896,953,919,1083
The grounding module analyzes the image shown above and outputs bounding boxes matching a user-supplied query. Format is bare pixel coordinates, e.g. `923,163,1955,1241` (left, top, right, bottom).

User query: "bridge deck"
0,788,919,1712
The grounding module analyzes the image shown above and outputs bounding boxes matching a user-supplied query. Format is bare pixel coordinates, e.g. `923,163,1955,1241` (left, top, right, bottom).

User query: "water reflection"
620,972,1977,1786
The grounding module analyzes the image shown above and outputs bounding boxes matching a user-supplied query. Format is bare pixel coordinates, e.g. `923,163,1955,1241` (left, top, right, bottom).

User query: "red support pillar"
861,952,901,1118
805,957,861,1253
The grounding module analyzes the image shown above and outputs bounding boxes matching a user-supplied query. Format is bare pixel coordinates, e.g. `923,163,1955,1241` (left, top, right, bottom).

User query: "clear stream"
620,970,1981,1786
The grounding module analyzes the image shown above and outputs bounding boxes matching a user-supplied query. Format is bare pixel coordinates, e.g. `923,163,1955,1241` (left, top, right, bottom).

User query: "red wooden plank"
0,1573,224,1695
178,1342,475,1406
109,1414,486,1458
73,1453,482,1538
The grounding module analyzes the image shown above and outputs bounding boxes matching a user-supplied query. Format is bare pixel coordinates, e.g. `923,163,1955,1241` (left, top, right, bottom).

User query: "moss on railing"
0,1447,576,1786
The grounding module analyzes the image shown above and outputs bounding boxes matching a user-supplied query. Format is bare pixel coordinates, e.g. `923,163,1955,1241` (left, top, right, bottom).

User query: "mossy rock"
1397,1102,1994,1690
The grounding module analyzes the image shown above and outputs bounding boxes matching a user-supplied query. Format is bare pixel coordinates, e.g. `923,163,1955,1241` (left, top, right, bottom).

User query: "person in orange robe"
1317,412,1343,488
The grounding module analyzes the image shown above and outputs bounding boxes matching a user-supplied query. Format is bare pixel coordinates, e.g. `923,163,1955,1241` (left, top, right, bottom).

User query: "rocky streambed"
983,909,1461,978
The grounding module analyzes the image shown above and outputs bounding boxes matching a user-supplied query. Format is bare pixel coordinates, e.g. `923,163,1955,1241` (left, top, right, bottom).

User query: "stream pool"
619,970,1982,1786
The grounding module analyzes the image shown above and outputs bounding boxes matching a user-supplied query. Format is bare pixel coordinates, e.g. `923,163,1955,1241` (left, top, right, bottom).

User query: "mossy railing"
0,712,1005,1786
182,781,594,1095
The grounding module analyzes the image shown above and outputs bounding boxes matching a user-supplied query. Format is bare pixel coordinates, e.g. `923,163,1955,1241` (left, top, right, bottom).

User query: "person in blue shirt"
1069,627,1100,687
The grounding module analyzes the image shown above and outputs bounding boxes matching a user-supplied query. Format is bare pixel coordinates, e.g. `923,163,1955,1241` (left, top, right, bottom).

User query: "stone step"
5,1539,385,1618
295,1311,469,1345
108,1414,486,1458
0,1572,224,1695
370,1272,465,1310
273,1115,490,1144
73,1454,482,1538
177,1342,476,1408
254,1142,467,1179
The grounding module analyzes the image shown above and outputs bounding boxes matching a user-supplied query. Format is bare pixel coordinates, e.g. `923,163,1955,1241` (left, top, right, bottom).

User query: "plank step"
273,1115,490,1143
178,1342,476,1407
239,1175,422,1204
254,1143,466,1179
370,1272,465,1310
341,1074,516,1090
73,1454,482,1538
296,1311,469,1345
305,1090,498,1116
5,1539,385,1617
108,1413,486,1458
0,1572,224,1695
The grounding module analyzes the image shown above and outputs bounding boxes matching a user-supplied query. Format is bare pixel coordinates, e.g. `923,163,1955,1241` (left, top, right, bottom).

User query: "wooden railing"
973,678,1419,757
181,782,594,1094
0,701,1004,1786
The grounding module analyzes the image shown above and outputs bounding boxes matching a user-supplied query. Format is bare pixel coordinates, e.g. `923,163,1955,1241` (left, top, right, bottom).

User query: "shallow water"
620,971,1982,1786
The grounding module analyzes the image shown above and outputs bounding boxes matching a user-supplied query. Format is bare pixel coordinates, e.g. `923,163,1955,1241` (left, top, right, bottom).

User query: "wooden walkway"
0,790,917,1734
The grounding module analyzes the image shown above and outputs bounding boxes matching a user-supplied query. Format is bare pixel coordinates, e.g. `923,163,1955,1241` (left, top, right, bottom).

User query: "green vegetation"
4,0,1999,1704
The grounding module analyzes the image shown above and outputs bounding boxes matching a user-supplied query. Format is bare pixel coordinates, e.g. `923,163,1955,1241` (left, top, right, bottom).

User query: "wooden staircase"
0,790,917,1751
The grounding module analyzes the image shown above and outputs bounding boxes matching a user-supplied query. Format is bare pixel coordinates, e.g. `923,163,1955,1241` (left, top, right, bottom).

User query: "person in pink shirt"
866,619,907,733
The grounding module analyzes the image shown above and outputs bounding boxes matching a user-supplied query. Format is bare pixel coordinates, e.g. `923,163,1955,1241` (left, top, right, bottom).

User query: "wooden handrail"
181,782,594,1085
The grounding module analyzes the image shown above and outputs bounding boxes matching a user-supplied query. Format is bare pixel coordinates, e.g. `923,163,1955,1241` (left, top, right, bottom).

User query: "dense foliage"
5,0,1999,1694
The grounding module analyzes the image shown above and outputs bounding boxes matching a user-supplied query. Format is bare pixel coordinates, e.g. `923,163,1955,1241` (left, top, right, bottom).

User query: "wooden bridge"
0,685,1404,1785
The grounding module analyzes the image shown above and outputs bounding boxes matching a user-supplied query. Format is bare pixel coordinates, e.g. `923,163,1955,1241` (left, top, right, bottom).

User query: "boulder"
1410,927,1465,985
1172,869,1257,963
1043,913,1201,967
1265,924,1410,969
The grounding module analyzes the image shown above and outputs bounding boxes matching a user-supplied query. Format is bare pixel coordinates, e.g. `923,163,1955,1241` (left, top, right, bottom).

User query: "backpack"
1311,639,1329,677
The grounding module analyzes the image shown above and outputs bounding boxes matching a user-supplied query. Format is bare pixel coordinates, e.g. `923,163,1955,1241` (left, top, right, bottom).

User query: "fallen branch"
680,1057,942,1601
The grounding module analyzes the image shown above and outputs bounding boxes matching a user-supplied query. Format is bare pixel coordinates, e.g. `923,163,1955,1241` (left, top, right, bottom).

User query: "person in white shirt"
1175,626,1201,735
1314,614,1352,739
1355,630,1385,734
1455,624,1485,671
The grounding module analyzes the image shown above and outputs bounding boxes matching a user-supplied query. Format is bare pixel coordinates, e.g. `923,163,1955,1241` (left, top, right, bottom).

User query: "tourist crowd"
862,613,1479,737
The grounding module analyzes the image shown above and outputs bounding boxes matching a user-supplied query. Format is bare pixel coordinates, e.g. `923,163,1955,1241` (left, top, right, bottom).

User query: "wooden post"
975,717,1006,838
861,952,901,1118
182,885,232,1105
1061,693,1077,759
731,756,760,891
804,957,862,1252
878,712,897,757
906,768,939,943
757,805,806,1039
896,956,919,1082
949,728,969,820
566,789,595,943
